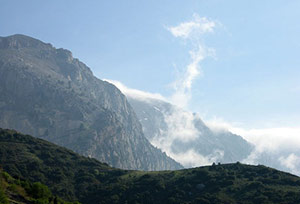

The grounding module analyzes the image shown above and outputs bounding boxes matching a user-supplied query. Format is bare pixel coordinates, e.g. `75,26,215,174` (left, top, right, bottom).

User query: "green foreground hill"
1,128,300,204
0,168,79,204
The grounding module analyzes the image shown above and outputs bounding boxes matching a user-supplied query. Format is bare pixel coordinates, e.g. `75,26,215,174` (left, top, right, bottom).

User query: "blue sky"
1,0,300,129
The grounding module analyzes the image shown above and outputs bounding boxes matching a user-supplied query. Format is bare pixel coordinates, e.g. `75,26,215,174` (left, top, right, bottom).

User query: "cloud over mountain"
108,80,252,167
206,118,300,175
167,14,217,108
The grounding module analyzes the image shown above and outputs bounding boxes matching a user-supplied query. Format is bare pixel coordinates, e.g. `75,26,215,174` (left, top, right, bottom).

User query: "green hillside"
1,128,300,204
0,168,79,204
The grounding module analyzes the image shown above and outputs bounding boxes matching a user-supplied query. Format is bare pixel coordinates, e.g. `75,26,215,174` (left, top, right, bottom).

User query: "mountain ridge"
126,95,253,167
0,34,182,171
1,128,300,204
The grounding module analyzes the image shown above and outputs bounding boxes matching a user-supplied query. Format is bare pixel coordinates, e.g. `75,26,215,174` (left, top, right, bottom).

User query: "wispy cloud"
107,79,300,174
165,149,224,167
106,16,300,175
149,107,201,167
104,79,166,102
231,127,300,153
168,14,216,39
237,127,300,175
206,117,300,175
279,154,300,175
107,79,224,168
167,14,217,108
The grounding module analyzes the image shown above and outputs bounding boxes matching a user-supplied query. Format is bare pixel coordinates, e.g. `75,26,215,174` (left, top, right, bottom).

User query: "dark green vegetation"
0,128,113,202
0,34,182,171
0,168,79,204
1,129,300,204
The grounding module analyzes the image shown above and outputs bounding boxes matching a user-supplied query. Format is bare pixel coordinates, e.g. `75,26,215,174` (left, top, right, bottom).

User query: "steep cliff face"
127,96,253,167
0,34,182,170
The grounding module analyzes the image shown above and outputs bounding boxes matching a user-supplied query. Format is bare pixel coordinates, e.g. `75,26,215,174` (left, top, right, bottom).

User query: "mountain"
1,128,300,204
0,34,182,170
126,96,253,167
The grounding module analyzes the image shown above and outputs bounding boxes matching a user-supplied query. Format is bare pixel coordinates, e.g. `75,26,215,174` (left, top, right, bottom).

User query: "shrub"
29,182,52,199
0,188,8,204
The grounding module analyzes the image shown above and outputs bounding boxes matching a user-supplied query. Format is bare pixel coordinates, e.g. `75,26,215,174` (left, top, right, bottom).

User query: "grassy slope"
1,128,300,204
0,168,79,204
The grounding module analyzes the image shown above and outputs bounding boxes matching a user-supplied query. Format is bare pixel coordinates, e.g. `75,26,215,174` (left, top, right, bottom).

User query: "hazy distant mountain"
0,34,182,170
127,96,253,167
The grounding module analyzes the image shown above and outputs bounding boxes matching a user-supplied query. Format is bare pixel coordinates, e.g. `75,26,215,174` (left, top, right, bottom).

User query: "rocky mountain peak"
0,34,52,49
0,34,182,171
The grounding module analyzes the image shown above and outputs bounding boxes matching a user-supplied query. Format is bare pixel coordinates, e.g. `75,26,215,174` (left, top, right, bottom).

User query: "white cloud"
166,149,224,167
149,105,225,168
238,127,300,175
104,79,167,102
206,117,300,153
107,14,218,110
106,79,300,175
167,14,217,108
206,117,300,175
149,107,200,164
279,154,300,175
231,127,300,153
106,79,215,168
152,107,199,145
205,116,241,133
167,14,216,39
106,16,300,175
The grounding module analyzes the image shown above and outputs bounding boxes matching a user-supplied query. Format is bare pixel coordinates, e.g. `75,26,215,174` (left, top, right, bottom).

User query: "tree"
29,182,52,199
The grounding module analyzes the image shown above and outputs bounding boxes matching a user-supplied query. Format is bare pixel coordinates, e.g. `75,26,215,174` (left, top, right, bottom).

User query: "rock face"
0,34,182,170
127,96,253,167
